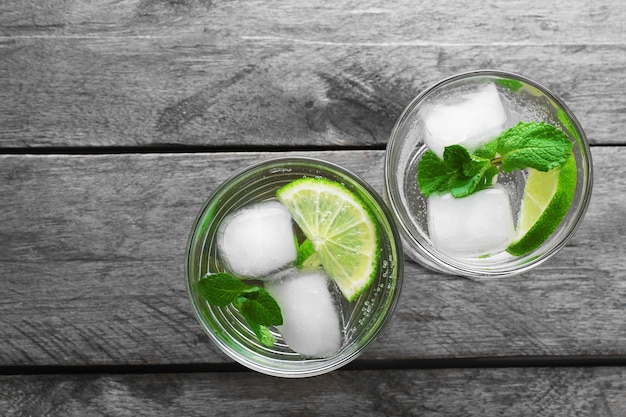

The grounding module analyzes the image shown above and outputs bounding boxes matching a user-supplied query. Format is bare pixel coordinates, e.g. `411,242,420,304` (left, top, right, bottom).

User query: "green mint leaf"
198,273,284,347
296,238,316,268
443,145,493,198
239,288,283,326
199,273,246,307
233,295,247,310
246,321,275,347
497,121,573,172
417,150,454,196
473,139,498,159
296,239,322,269
241,285,262,296
476,165,499,192
443,144,471,170
448,164,495,197
418,146,495,198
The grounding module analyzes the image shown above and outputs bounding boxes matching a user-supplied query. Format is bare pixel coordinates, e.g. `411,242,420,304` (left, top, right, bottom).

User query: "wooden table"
1,1,625,415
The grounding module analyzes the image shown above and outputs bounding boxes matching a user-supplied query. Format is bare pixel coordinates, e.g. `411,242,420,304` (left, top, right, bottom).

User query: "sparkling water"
194,161,401,361
386,71,591,277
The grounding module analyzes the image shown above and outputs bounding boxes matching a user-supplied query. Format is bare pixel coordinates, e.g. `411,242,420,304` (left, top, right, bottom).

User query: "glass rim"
384,69,593,278
185,156,404,377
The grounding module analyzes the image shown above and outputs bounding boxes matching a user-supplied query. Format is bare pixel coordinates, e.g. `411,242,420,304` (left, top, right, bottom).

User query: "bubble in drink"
266,268,342,358
427,184,515,257
217,200,297,278
421,83,507,159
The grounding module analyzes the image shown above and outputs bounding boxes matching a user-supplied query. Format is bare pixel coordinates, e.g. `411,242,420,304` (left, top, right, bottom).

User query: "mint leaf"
232,286,282,325
474,139,498,159
417,150,455,196
239,288,283,326
241,285,262,296
445,145,482,197
233,295,247,310
296,238,317,268
418,146,495,198
238,288,281,347
497,122,573,172
246,322,275,347
476,165,499,192
199,273,246,306
449,164,497,198
198,273,283,347
443,144,471,170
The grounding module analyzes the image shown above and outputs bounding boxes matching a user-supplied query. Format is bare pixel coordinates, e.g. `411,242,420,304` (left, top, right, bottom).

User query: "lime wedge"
507,154,577,256
277,178,379,302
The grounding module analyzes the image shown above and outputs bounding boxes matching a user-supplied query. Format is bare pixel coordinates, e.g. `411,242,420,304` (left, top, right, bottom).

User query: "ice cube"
428,185,515,257
421,83,507,159
265,269,342,358
217,200,297,278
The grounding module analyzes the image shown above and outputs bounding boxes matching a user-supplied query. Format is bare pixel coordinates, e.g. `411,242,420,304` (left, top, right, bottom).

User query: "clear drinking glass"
384,70,593,277
186,157,403,377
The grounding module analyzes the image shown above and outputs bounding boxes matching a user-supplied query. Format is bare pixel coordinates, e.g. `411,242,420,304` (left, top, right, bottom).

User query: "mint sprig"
199,273,283,347
417,122,573,198
417,145,499,198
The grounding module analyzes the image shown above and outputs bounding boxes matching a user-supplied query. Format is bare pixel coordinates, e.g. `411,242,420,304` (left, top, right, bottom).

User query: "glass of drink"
385,70,593,277
186,157,403,377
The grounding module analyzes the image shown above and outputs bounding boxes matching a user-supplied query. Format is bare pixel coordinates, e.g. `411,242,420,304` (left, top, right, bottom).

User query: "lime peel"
506,153,577,256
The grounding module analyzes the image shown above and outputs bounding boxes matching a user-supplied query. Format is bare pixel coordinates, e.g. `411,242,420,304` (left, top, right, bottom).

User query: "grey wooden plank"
0,148,623,366
0,1,624,148
2,0,624,44
1,367,625,416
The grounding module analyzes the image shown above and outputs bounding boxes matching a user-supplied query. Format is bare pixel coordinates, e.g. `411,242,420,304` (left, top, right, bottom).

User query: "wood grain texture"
0,0,624,148
3,0,624,43
0,148,623,367
1,367,625,417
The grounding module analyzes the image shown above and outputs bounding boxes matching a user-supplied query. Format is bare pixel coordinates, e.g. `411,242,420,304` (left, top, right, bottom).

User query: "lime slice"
276,178,379,302
507,154,577,256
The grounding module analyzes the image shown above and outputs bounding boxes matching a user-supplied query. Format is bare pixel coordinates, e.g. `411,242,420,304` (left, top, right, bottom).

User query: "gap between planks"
0,144,388,156
2,356,626,376
0,142,620,156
